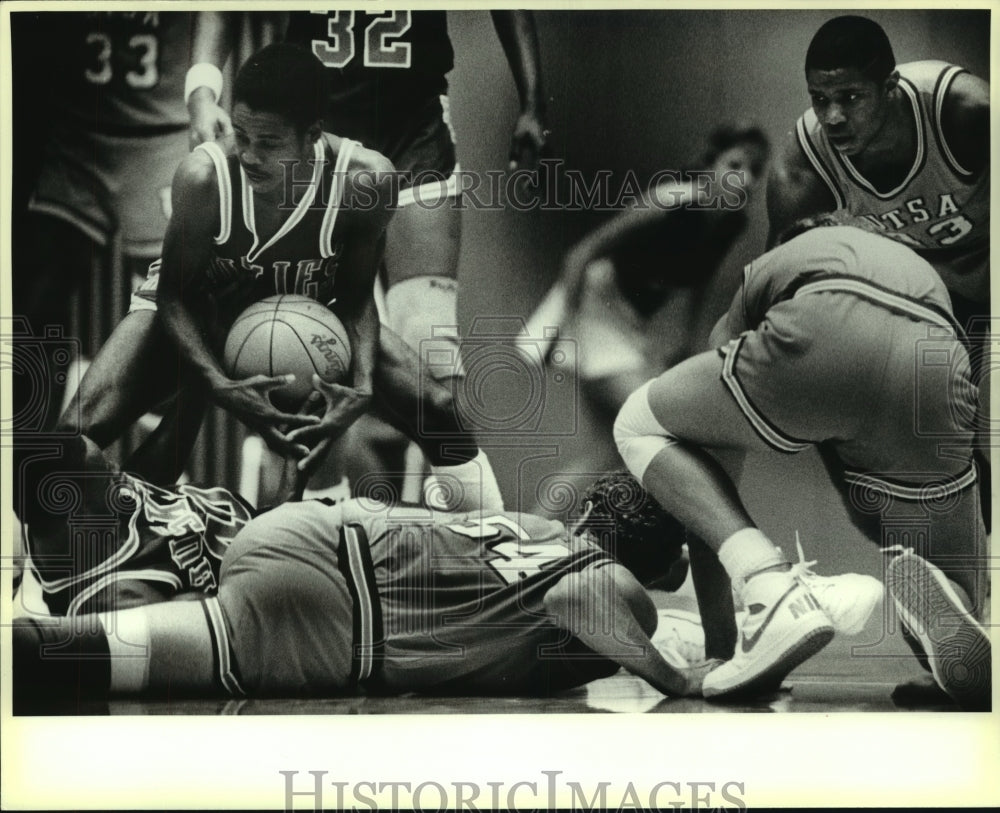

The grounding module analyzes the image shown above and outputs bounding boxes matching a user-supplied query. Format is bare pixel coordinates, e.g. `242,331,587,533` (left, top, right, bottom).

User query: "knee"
614,381,678,482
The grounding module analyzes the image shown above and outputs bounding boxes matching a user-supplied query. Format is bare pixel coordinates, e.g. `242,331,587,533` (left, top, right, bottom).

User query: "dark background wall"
442,9,990,576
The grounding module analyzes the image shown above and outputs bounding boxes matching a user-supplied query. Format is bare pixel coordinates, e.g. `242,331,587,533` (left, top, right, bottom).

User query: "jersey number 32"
310,10,412,70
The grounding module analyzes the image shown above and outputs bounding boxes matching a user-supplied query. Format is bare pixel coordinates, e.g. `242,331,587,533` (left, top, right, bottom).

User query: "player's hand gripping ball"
224,295,352,412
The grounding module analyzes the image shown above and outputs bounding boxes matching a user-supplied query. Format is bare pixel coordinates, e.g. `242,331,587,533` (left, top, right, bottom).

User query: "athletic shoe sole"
886,552,991,711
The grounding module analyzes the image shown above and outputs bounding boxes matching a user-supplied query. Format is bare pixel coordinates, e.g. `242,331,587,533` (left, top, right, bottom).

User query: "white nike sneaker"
789,535,884,636
885,548,992,711
703,570,834,699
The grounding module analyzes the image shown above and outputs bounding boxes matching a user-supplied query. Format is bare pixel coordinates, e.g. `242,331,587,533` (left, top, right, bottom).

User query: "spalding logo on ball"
223,295,352,411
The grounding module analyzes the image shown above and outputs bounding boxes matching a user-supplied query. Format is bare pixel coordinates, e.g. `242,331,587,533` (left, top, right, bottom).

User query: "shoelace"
787,531,820,585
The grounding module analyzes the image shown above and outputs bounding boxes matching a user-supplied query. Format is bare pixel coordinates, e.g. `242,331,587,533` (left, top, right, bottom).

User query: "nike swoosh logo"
740,583,800,654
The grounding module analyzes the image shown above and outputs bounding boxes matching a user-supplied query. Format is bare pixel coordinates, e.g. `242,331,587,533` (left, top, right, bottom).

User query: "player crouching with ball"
51,43,500,511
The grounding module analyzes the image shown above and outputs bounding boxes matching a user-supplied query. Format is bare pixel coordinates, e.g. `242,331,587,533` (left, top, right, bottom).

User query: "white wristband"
185,62,224,106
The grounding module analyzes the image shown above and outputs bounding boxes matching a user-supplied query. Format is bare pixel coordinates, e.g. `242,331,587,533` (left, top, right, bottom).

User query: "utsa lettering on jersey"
55,11,190,131
795,61,988,303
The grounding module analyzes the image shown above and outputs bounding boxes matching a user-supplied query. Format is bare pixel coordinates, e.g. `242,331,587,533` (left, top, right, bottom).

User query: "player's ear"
306,120,323,144
883,70,900,95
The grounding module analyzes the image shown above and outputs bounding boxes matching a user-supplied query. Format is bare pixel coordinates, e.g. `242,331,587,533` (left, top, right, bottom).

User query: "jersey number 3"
446,515,572,586
311,11,412,70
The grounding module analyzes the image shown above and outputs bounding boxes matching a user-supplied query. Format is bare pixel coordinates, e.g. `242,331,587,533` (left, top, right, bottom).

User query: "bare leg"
340,201,464,499
618,351,834,697
12,215,100,432
13,600,215,713
56,311,194,448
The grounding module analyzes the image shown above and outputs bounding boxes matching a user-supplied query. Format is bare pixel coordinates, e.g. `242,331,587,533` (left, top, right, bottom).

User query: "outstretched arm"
187,11,238,148
765,130,838,248
490,10,549,172
556,180,699,315
544,562,704,696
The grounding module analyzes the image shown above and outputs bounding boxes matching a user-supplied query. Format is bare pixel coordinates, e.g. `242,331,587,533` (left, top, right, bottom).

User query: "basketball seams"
223,295,352,410
273,319,325,380
228,322,275,379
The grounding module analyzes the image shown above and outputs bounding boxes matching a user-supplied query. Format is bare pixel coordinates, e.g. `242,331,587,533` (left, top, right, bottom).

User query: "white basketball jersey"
796,61,989,304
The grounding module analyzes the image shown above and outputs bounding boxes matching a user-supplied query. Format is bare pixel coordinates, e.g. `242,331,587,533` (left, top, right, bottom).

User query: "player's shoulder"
173,145,223,193
897,59,959,85
324,133,395,176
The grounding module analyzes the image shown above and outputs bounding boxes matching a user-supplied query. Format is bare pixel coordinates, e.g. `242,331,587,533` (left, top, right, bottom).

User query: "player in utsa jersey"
765,15,992,544
186,10,549,502
615,214,990,710
13,473,717,709
54,44,451,492
14,11,194,431
767,16,989,310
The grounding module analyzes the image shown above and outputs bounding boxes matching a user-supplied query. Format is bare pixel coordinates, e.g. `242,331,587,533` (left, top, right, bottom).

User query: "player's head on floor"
575,471,686,588
232,43,329,193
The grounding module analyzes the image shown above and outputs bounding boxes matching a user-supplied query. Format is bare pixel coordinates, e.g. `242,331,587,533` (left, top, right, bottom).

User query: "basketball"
223,295,352,411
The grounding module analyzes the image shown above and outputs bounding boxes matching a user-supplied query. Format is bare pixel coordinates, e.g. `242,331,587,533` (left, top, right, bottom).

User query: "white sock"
97,611,151,693
425,450,504,512
717,528,788,596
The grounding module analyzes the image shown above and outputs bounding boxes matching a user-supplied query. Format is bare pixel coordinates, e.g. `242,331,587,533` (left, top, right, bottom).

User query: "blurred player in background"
615,215,991,710
523,125,769,477
766,14,991,532
185,10,550,502
14,11,193,431
14,472,715,711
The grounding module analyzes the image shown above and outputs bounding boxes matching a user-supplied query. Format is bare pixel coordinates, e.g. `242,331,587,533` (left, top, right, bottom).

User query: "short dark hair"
233,43,329,133
702,123,771,177
805,15,895,82
578,471,686,585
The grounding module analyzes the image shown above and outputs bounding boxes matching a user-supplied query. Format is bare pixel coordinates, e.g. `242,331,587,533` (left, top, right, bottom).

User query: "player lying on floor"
615,213,991,710
15,472,719,709
13,333,503,617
